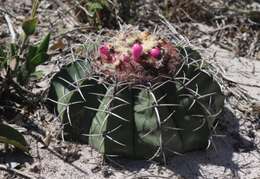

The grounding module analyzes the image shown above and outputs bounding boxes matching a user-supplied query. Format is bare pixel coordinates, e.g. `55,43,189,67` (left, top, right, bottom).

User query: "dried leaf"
9,58,17,71
0,68,7,78
42,132,52,147
50,39,65,50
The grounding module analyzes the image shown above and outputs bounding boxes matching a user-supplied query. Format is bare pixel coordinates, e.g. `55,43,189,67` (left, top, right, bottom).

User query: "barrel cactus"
48,27,224,160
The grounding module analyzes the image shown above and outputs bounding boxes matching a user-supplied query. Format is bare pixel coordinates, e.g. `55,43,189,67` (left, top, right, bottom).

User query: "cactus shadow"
0,151,33,168
111,107,256,178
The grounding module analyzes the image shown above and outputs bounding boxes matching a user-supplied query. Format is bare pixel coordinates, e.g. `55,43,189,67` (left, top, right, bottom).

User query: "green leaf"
87,2,104,13
25,33,51,74
0,46,7,68
22,18,37,36
0,123,28,153
37,33,50,54
26,46,38,71
28,53,48,73
10,43,18,57
0,45,7,59
27,46,38,61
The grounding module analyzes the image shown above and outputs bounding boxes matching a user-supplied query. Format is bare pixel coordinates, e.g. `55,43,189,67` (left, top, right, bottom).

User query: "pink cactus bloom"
123,54,130,62
150,47,161,58
99,44,110,60
131,43,143,61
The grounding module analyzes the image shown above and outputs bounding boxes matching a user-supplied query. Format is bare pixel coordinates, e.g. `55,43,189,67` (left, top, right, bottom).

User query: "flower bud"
150,47,161,58
131,43,143,61
99,44,110,60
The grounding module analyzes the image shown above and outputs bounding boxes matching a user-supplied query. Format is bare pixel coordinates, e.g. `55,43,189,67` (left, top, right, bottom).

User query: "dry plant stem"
31,0,40,18
52,26,94,39
248,31,259,58
19,35,29,57
9,80,35,97
4,14,16,43
53,0,79,26
0,164,36,179
74,0,93,17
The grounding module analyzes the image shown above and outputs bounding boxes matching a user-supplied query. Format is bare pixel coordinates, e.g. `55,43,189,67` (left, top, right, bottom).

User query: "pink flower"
123,54,130,62
131,43,143,61
150,47,161,58
99,44,110,60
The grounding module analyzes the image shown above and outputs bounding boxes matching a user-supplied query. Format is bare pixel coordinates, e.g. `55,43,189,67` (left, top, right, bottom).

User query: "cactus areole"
49,28,225,160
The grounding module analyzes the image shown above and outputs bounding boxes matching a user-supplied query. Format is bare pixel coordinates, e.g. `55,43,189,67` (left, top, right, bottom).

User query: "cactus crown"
92,28,182,83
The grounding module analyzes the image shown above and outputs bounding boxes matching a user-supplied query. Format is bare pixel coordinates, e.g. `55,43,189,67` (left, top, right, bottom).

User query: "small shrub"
0,0,51,153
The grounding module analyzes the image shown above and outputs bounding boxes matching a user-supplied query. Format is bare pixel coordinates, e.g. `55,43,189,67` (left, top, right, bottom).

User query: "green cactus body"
48,30,224,160
49,60,106,142
89,86,135,156
133,84,183,159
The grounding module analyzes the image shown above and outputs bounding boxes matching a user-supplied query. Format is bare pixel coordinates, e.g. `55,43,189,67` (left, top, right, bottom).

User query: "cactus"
48,28,224,160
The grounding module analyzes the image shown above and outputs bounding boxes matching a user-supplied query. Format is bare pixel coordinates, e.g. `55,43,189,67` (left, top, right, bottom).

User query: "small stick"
4,14,16,43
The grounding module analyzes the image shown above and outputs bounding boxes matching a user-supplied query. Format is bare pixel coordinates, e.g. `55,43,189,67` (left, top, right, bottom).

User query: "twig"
4,14,16,43
0,7,14,17
53,0,80,27
74,0,93,17
0,164,36,179
9,80,36,97
248,31,259,58
52,26,94,39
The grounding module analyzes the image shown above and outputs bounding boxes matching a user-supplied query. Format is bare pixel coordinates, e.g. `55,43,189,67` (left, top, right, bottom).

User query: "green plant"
0,123,29,153
73,0,131,28
72,0,112,28
0,0,51,153
48,28,224,160
0,1,50,86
